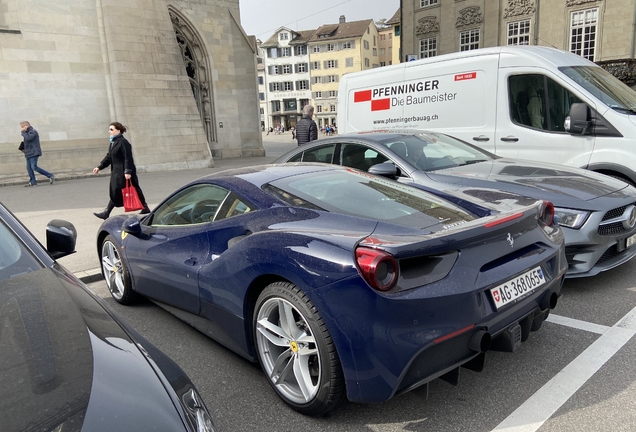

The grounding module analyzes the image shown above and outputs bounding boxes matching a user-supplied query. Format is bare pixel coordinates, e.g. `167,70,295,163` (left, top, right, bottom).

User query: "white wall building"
260,27,315,130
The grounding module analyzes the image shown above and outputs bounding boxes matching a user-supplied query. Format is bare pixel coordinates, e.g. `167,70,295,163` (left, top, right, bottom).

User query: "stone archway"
169,8,216,146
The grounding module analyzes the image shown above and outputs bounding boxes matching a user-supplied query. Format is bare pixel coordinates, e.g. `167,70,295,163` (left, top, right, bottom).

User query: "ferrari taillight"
540,201,555,226
355,247,398,291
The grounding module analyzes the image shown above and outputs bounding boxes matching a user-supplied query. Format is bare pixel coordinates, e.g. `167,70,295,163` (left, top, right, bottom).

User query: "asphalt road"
5,133,636,431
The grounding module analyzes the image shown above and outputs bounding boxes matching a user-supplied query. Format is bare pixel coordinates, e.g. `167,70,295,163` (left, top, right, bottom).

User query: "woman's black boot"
94,201,115,220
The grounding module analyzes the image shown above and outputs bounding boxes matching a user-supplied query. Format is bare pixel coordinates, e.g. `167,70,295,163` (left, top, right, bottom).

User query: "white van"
338,46,636,184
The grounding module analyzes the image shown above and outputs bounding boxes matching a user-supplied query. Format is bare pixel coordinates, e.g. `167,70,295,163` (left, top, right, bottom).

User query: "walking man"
21,121,55,187
296,105,318,146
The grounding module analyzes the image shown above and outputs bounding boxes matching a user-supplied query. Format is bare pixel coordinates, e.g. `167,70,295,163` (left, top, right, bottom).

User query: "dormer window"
279,32,289,41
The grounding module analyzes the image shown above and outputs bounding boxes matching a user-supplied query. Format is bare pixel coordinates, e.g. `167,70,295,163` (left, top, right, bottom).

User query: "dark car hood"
0,267,186,432
426,158,633,209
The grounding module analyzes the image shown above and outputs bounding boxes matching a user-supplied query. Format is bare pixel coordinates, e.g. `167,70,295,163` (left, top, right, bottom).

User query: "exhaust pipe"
468,330,491,353
540,291,558,311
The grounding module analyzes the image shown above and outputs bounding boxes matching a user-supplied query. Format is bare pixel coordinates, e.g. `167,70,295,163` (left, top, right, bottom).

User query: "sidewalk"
4,134,299,284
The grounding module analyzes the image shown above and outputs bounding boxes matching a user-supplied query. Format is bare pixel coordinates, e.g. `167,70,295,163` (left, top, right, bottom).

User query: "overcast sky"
239,0,399,40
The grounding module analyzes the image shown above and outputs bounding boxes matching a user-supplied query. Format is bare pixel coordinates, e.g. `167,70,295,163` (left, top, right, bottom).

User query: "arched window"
169,8,216,145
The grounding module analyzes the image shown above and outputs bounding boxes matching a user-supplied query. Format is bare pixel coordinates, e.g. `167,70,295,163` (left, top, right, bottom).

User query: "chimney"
339,15,346,24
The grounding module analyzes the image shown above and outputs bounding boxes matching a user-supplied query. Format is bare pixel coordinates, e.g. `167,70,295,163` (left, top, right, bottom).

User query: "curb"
75,268,104,284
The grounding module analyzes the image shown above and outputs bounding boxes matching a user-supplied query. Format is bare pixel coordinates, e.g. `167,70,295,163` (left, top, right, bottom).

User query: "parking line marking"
492,306,636,432
546,314,610,335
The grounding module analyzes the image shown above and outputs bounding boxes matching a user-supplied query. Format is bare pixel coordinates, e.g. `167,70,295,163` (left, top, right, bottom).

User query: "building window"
380,48,385,55
297,80,308,90
342,41,352,49
395,25,400,37
380,61,386,67
281,47,291,57
271,101,280,112
420,0,438,7
279,32,288,40
327,75,338,83
271,82,281,91
313,46,320,53
364,40,369,50
330,104,336,112
297,63,307,73
329,90,337,97
313,76,322,84
315,91,322,99
507,20,531,45
327,43,335,51
269,65,279,75
389,33,392,39
284,99,296,111
460,29,480,51
269,48,278,58
570,8,598,61
259,92,264,100
346,57,354,67
364,58,370,67
419,37,437,58
295,45,307,55
316,105,323,113
326,60,337,69
284,82,293,91
380,34,386,41
311,61,321,70
258,76,263,85
373,48,377,56
282,64,291,74
260,108,264,114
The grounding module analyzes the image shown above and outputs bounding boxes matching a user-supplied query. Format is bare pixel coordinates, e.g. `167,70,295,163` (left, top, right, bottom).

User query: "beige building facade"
309,16,379,128
0,0,262,179
401,0,636,85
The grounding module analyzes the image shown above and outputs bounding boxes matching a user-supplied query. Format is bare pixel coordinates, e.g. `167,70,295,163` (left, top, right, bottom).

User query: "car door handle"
472,135,490,142
500,136,519,142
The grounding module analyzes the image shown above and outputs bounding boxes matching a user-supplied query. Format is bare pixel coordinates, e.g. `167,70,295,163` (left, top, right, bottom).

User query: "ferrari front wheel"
254,282,344,415
100,235,136,304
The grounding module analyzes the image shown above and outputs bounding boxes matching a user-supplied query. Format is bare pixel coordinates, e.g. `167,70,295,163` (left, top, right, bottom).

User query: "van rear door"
494,68,595,168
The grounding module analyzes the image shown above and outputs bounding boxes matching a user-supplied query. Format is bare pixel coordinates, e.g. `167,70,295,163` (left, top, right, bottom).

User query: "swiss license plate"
627,233,636,249
490,266,546,310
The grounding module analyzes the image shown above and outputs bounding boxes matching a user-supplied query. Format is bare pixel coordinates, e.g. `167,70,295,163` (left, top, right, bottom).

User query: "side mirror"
122,216,143,236
565,103,592,135
368,162,398,178
46,219,77,259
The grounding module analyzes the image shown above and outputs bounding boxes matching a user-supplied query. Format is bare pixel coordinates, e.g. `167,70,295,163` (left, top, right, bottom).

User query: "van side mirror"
46,219,77,259
369,162,399,178
565,103,592,135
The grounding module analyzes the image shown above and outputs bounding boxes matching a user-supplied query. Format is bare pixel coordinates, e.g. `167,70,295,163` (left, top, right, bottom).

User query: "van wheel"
254,282,345,415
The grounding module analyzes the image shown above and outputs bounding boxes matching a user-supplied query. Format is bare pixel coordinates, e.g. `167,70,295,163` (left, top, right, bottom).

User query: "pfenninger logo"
353,80,441,112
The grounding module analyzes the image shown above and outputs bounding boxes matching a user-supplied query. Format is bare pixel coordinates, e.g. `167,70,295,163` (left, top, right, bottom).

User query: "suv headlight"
554,208,590,229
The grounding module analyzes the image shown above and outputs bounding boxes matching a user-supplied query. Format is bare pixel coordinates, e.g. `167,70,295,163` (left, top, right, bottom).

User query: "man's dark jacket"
21,127,42,158
296,115,318,145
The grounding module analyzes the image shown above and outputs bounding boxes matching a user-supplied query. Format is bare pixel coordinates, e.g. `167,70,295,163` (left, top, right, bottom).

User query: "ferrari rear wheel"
254,282,344,415
100,235,136,304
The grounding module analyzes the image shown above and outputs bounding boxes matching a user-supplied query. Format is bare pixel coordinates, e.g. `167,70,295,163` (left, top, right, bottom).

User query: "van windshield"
560,66,636,113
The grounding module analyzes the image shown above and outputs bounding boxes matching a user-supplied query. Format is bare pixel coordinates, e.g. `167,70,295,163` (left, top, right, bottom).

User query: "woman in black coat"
92,122,150,219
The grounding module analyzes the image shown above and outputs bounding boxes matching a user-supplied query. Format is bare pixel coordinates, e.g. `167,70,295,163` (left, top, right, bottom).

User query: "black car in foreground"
274,131,636,277
0,203,216,432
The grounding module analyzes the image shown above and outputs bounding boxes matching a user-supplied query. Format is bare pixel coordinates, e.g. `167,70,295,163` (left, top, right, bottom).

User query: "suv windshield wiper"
609,106,636,115
458,159,489,166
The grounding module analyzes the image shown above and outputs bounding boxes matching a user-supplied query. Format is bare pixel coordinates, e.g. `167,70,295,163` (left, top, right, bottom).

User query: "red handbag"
122,179,144,212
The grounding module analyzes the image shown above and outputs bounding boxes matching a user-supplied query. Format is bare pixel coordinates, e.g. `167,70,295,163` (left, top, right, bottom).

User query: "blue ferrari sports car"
97,164,566,415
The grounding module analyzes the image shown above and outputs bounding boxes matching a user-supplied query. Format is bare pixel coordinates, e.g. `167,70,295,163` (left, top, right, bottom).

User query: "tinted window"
289,144,337,164
265,170,474,228
0,219,42,281
151,184,253,226
340,144,388,171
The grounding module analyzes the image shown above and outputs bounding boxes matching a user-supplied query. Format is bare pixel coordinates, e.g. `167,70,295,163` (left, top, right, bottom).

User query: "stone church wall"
0,0,262,179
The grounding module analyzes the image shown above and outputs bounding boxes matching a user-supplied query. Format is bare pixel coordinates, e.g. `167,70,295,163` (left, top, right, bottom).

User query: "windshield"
264,169,475,229
378,132,495,171
560,65,636,112
0,219,42,281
